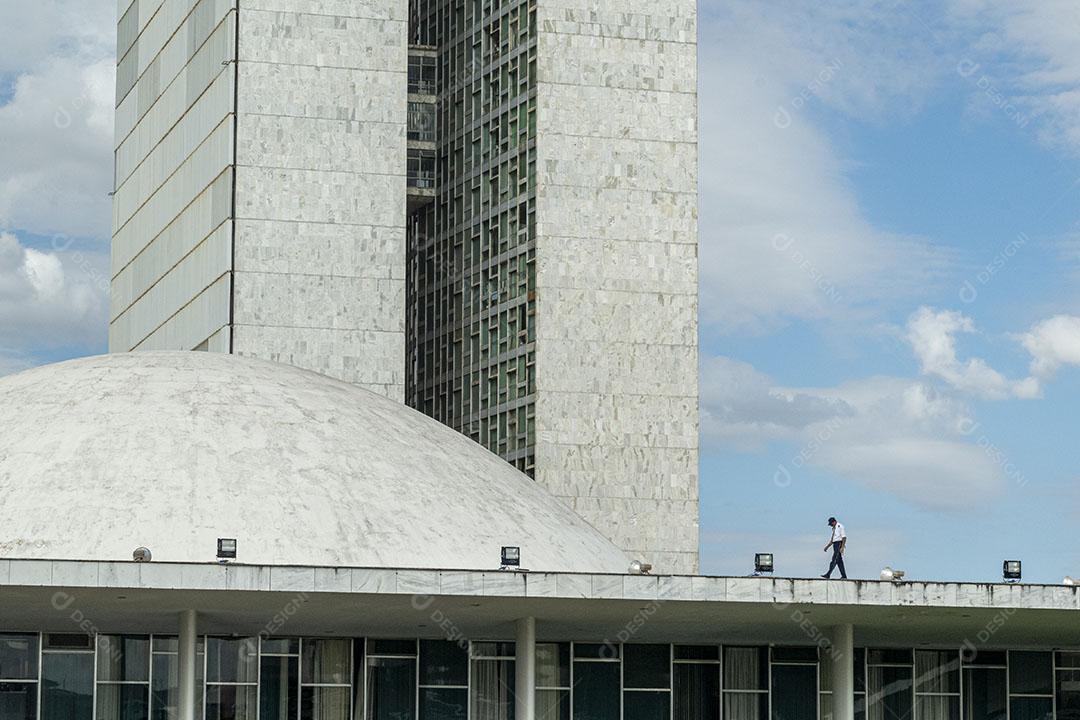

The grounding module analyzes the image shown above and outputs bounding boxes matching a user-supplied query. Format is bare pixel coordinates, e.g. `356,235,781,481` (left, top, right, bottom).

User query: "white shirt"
831,522,846,542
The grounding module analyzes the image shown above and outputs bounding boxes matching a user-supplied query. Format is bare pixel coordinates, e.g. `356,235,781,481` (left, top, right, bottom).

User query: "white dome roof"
0,352,630,573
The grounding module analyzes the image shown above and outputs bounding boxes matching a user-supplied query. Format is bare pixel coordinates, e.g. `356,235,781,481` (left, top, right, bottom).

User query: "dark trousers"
826,541,847,578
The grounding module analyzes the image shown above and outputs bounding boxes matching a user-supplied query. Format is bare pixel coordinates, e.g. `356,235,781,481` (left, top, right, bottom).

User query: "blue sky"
2,2,1080,582
697,2,1080,582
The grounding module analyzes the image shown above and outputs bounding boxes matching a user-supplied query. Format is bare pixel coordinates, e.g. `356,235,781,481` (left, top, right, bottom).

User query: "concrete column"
515,617,536,720
831,624,855,720
178,610,198,720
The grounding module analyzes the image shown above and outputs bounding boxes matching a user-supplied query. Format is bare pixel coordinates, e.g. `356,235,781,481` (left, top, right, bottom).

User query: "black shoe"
820,574,829,579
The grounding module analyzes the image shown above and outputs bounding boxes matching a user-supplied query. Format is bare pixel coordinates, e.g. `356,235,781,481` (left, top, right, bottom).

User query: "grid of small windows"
407,0,539,475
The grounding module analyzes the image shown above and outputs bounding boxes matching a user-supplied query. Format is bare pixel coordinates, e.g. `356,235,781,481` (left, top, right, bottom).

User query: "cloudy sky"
2,1,1080,582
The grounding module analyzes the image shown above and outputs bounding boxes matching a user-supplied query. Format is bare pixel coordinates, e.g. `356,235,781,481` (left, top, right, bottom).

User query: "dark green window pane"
0,682,37,720
368,657,416,720
723,648,768,691
966,652,1007,667
206,638,257,683
624,645,670,689
674,646,718,661
854,650,866,693
151,653,177,720
673,663,718,720
205,684,257,720
1010,652,1052,696
1058,653,1080,669
369,640,417,656
262,639,299,655
574,644,618,660
624,691,669,720
98,635,150,682
1010,697,1052,720
420,641,468,686
771,664,816,720
772,647,818,664
41,652,94,720
301,687,350,720
421,687,467,720
963,668,1006,720
0,635,38,680
1056,669,1080,720
572,662,619,720
96,684,149,720
259,655,298,720
868,649,912,666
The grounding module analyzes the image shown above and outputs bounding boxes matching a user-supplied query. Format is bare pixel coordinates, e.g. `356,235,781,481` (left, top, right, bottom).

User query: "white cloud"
950,1,1080,154
0,1,115,239
0,232,108,354
1018,315,1080,379
698,2,952,335
701,356,1006,510
906,307,1040,399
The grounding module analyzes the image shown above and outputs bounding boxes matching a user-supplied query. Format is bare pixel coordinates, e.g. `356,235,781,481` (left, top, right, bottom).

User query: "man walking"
821,516,847,579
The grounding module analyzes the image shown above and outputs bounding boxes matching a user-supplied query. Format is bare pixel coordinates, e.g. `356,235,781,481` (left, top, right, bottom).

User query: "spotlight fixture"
1064,576,1075,586
500,546,520,569
880,567,906,582
217,538,237,562
1003,560,1022,583
754,553,774,575
132,547,152,562
629,560,653,575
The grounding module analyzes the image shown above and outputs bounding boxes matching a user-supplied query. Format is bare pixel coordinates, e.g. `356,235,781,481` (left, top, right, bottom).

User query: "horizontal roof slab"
1,560,1076,647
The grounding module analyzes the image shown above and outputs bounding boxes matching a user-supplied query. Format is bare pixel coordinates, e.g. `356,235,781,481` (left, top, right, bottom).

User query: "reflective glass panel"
771,664,816,720
963,668,1006,720
421,687,468,720
420,641,468,687
572,661,618,720
96,684,150,720
302,686,351,720
1010,652,1053,696
260,655,298,720
205,684,257,720
0,635,38,680
206,638,257,684
98,635,150,682
624,645,670,689
0,682,37,720
724,648,768,691
624,691,669,720
673,663,719,720
41,652,94,720
367,657,416,720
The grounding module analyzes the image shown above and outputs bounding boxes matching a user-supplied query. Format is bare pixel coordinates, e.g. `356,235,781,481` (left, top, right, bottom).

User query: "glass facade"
406,0,539,475
1,636,1078,720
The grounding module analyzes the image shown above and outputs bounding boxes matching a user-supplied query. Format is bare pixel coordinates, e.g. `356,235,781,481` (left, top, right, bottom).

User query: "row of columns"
175,613,854,720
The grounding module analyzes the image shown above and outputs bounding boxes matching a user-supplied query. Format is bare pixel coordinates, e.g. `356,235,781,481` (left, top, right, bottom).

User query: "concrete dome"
0,352,630,573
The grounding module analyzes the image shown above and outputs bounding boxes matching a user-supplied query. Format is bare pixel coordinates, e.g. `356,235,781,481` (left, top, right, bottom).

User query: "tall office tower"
109,0,408,399
111,0,698,571
406,0,699,572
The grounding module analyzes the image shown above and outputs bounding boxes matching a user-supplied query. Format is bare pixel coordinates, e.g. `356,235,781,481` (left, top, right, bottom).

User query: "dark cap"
827,516,837,524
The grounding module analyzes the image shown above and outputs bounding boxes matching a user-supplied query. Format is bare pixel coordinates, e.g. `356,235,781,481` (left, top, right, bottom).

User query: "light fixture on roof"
880,567,906,582
754,553,774,575
1003,560,1022,583
629,560,653,575
217,538,237,563
132,547,152,562
1064,576,1075,586
500,546,520,570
